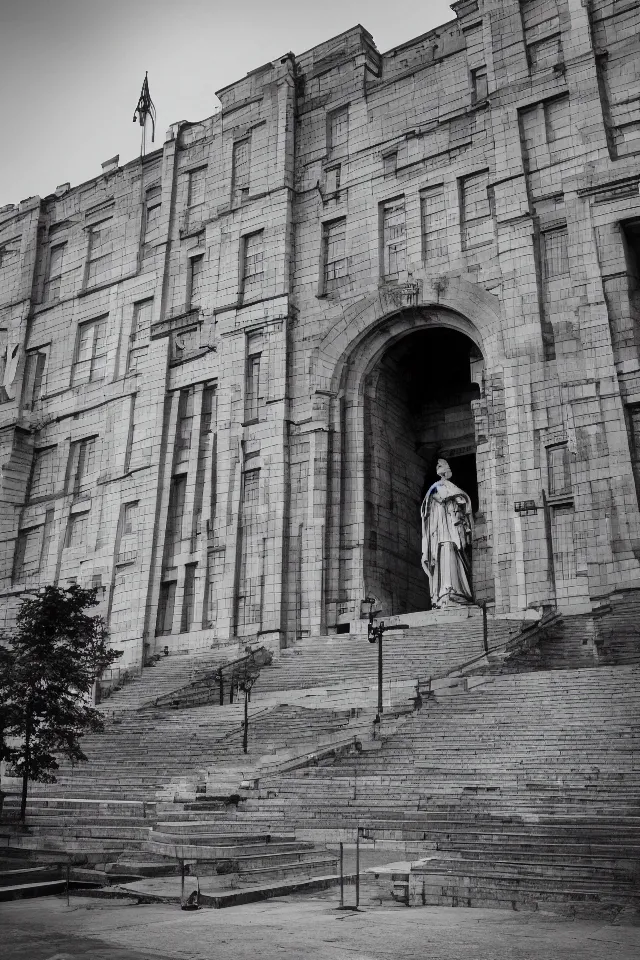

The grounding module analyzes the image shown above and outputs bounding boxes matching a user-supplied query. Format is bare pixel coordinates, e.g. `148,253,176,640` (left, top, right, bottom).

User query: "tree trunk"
20,709,32,823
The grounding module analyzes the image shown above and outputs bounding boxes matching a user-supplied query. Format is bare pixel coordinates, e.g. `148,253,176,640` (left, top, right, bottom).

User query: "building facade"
1,0,640,669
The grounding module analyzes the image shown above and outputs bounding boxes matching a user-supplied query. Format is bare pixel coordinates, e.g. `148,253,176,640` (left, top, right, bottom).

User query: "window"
243,232,264,291
29,446,57,500
43,242,66,302
86,218,114,287
322,219,347,292
143,186,161,245
21,348,47,409
232,140,250,204
165,474,187,559
471,66,488,103
122,501,139,536
156,581,176,635
421,185,448,261
544,97,570,147
551,504,577,583
12,525,44,582
382,153,397,178
66,510,89,548
528,33,562,72
189,255,204,309
328,106,349,152
203,550,223,628
381,198,406,279
243,468,260,505
326,166,341,194
175,388,195,466
109,577,130,631
520,0,561,71
181,563,197,633
66,436,97,494
127,299,153,373
541,227,569,280
245,352,261,422
188,168,206,208
460,170,493,249
127,394,153,469
73,317,107,385
547,444,571,497
117,501,139,564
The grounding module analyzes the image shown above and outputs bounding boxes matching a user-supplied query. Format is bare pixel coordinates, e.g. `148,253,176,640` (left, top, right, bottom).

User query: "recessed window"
189,255,204,309
127,299,153,373
29,446,57,500
122,501,139,536
382,152,397,178
328,106,349,152
322,219,348,293
86,218,114,287
245,351,261,423
325,166,341,194
12,525,44,582
243,231,264,291
72,317,108,385
21,348,47,409
421,185,448,261
232,140,250,204
143,186,162,245
43,242,66,301
460,170,493,249
66,436,98,495
547,444,572,498
181,563,197,634
156,581,177,636
243,468,260,505
66,510,89,548
471,66,488,103
541,227,569,280
381,198,406,279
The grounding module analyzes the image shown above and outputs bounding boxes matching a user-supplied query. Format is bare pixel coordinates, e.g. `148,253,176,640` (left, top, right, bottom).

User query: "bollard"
339,842,344,908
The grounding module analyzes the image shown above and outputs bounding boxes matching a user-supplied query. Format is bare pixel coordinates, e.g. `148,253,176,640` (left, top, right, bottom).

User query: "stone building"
1,0,640,671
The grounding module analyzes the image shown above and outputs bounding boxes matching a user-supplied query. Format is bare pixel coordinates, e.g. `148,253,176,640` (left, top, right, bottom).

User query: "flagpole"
133,71,156,159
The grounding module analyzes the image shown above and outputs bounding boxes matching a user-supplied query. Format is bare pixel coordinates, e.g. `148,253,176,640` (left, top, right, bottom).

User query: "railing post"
355,826,360,909
243,687,248,754
480,599,488,654
339,841,344,908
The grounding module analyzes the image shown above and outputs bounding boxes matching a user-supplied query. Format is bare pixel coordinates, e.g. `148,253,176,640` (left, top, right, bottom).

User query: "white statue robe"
421,479,473,607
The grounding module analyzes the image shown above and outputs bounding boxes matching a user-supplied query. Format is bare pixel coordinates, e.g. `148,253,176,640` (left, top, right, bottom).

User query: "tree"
0,584,121,822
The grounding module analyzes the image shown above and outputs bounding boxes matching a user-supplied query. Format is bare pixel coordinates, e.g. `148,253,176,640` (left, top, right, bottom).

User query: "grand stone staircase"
2,604,639,912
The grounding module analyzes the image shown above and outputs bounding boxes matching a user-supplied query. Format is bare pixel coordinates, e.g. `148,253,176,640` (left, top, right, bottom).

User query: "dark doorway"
364,326,481,616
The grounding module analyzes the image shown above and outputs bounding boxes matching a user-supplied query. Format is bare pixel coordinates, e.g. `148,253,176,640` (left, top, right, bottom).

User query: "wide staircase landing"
2,606,639,912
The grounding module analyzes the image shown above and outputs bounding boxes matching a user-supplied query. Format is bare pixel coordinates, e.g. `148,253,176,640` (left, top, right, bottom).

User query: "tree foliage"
0,584,122,820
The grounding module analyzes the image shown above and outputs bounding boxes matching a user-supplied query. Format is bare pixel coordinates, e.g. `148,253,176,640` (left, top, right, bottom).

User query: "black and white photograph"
1,0,640,957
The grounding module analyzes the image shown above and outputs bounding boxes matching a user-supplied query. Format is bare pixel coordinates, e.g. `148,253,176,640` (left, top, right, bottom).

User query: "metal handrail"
418,608,561,697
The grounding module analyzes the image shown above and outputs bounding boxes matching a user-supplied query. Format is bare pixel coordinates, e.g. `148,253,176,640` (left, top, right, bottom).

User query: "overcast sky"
0,0,454,208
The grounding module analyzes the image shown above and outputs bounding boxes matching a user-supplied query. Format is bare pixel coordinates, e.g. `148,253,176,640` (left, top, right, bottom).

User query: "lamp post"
239,672,258,754
364,597,409,723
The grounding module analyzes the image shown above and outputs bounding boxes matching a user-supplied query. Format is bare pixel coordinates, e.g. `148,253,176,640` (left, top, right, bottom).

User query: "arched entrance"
363,327,482,616
321,304,497,630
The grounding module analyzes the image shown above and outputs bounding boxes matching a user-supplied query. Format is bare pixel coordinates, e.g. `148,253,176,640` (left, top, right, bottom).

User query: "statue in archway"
421,458,473,608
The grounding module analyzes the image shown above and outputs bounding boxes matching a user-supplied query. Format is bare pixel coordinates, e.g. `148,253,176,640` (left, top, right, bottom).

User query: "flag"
133,72,156,145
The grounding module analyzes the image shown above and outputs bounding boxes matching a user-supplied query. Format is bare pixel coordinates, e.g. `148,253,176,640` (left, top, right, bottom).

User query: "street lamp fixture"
238,671,258,754
363,597,409,723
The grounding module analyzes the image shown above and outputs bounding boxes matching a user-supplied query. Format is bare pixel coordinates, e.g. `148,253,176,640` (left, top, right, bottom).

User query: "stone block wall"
2,1,640,664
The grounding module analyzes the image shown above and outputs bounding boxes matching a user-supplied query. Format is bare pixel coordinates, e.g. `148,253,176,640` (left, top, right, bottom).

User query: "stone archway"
314,298,504,631
363,326,483,617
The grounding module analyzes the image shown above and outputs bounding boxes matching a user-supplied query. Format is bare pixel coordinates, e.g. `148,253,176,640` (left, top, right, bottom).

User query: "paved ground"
2,893,640,960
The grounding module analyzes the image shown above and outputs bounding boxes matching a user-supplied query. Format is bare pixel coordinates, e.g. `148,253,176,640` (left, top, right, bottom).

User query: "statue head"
436,458,452,480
